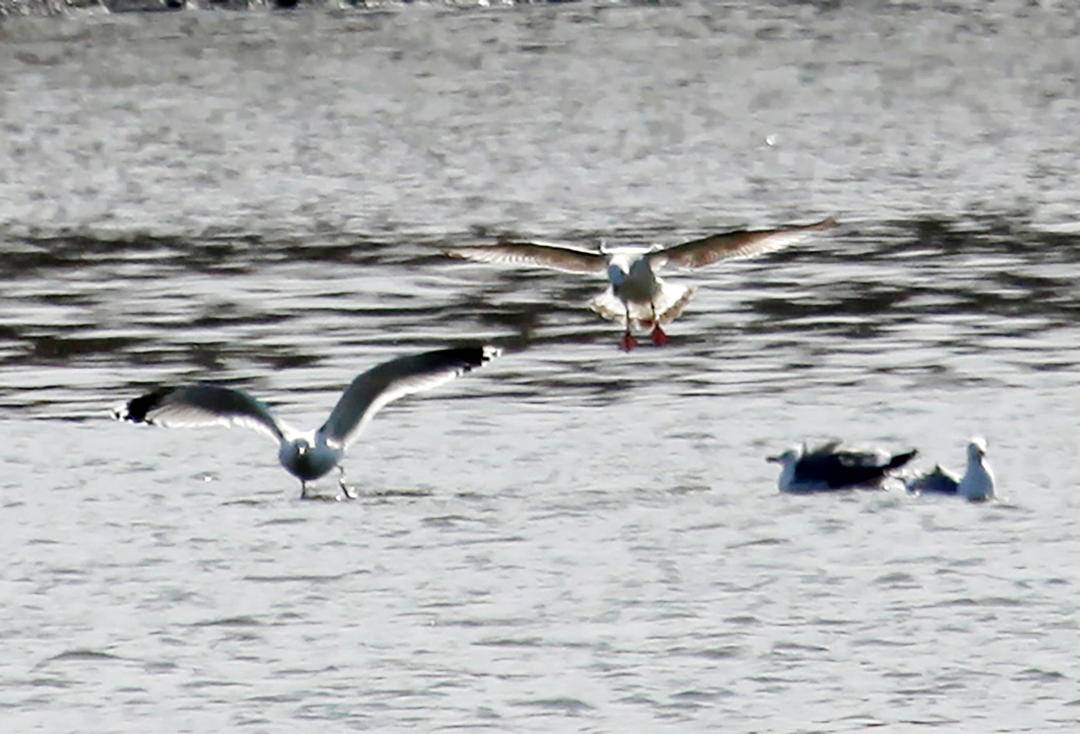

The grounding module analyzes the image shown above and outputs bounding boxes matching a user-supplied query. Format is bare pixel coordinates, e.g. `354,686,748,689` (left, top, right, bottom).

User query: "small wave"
189,615,264,627
512,696,594,714
242,572,356,584
38,649,126,666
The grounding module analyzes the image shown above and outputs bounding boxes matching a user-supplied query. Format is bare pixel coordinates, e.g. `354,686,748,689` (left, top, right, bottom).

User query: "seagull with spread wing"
445,217,837,351
112,346,501,499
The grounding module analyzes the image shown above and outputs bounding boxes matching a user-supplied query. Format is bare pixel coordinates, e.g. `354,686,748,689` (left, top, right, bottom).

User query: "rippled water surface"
2,2,1080,731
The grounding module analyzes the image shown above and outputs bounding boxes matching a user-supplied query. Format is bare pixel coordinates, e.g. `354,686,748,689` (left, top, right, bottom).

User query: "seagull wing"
907,465,960,494
835,448,890,469
112,384,286,444
648,217,838,271
444,242,608,275
814,439,844,454
319,345,501,450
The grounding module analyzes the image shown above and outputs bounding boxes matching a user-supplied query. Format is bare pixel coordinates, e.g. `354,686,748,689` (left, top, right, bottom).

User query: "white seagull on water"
906,437,995,501
445,217,837,351
767,441,918,493
112,346,501,499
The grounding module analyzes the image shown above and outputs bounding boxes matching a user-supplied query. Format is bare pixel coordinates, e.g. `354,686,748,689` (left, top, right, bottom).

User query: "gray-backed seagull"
906,437,995,501
112,346,501,499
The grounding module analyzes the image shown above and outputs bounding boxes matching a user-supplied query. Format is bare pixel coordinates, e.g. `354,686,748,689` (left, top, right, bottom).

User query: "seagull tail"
886,449,918,472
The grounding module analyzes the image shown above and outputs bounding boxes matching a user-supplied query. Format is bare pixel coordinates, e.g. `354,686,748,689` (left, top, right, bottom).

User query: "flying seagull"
766,441,917,493
906,437,995,501
444,217,837,351
112,346,501,500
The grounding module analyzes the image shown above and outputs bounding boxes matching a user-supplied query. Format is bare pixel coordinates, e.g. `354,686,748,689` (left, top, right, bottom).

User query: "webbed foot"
338,466,358,500
650,323,669,346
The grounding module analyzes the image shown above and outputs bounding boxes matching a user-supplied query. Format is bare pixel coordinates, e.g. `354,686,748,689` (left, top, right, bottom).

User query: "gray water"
2,2,1080,731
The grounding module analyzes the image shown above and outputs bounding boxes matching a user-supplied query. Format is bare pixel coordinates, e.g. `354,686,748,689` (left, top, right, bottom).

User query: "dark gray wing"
833,448,892,469
112,384,285,444
798,445,915,488
796,451,880,488
648,217,838,271
319,345,501,449
907,465,960,494
444,242,608,274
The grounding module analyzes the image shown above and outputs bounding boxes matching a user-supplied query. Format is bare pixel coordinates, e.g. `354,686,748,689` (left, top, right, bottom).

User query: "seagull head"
295,438,311,456
766,445,803,467
967,436,988,461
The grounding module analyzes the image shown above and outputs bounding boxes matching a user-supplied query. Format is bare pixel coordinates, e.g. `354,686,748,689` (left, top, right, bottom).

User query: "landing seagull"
767,441,917,493
906,437,995,501
444,217,837,351
112,346,501,500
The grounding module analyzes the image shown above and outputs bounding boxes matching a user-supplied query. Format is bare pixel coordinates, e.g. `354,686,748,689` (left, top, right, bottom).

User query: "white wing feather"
649,217,838,271
444,242,608,275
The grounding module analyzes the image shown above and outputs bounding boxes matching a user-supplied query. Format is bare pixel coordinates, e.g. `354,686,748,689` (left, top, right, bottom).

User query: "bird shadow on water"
349,486,434,499
215,484,435,506
303,485,437,503
218,485,285,508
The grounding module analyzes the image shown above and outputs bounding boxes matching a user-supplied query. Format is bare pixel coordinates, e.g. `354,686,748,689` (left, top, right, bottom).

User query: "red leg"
650,323,668,346
649,301,668,346
619,302,638,351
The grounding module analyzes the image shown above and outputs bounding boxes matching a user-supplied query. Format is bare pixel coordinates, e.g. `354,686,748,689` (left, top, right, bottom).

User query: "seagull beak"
766,455,781,464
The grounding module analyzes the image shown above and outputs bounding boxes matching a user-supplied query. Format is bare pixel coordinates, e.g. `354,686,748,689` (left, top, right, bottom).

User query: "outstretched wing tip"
111,403,142,424
454,344,502,377
112,384,285,443
111,387,169,425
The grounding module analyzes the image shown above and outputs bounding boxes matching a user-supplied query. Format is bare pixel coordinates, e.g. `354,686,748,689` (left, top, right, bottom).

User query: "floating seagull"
906,437,995,501
112,346,501,500
444,217,837,351
767,441,917,493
